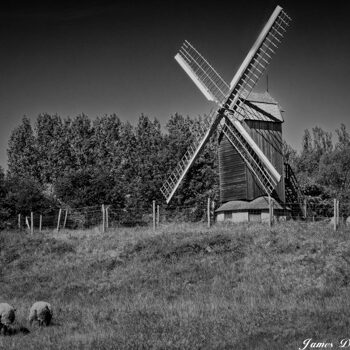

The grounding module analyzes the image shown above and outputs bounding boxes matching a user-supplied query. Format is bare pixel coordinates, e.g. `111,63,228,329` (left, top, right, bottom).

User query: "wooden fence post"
207,197,211,228
25,216,30,230
39,214,42,233
153,200,156,231
211,200,216,224
269,196,274,227
30,212,34,235
334,198,337,231
156,205,160,227
102,204,106,233
337,199,340,228
57,209,62,232
303,198,307,219
63,209,68,229
106,206,109,229
18,214,21,230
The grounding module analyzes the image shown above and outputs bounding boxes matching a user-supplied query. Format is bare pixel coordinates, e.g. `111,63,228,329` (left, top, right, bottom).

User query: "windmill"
160,5,302,220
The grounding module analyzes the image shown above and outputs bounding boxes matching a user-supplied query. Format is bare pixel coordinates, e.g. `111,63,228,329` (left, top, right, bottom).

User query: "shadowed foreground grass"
1,221,350,349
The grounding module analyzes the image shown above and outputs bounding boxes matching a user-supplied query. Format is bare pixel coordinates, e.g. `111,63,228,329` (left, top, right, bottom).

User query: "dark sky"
0,0,349,169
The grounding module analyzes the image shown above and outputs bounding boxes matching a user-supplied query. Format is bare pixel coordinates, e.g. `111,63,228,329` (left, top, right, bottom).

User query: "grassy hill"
1,221,350,349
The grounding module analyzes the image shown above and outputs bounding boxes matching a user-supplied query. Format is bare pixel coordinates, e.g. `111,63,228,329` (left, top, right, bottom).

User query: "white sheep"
0,303,16,335
28,301,53,327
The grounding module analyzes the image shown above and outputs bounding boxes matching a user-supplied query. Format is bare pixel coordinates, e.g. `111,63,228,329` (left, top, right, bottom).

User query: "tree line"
0,113,349,228
283,124,350,216
0,113,218,227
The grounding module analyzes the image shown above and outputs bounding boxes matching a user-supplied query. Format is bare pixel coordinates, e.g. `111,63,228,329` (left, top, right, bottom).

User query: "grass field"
1,221,350,349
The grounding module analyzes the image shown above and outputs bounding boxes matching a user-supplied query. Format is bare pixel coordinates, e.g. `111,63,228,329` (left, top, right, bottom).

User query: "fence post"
269,196,274,227
39,214,42,233
303,198,307,219
337,199,340,228
30,212,34,235
153,200,156,231
156,205,160,227
18,214,21,230
63,209,68,229
25,216,30,230
57,209,62,232
211,200,216,224
106,206,109,229
102,204,106,233
334,198,337,231
207,197,211,228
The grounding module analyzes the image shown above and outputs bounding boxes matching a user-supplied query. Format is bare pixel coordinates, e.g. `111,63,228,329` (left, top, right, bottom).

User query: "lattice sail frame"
160,5,291,203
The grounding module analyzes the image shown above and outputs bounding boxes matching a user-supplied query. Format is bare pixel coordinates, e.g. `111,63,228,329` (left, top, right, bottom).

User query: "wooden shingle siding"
218,135,247,202
245,120,285,202
218,119,285,203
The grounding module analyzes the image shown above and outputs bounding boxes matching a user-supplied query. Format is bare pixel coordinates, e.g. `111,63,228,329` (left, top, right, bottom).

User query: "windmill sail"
160,110,221,202
175,41,230,104
161,5,291,203
226,6,291,107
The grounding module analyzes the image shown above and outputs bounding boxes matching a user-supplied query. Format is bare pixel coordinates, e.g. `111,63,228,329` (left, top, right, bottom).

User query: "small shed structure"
216,196,290,223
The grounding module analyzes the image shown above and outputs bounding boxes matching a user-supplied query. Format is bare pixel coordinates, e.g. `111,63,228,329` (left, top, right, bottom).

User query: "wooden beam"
57,209,62,232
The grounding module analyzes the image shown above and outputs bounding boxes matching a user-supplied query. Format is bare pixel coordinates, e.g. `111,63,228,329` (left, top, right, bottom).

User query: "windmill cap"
245,91,278,104
240,91,284,123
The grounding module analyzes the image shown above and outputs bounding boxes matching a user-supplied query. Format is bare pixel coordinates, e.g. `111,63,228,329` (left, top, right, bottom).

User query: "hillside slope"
1,222,350,349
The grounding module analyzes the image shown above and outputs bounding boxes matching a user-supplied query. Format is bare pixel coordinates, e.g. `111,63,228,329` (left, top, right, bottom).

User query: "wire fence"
4,197,350,233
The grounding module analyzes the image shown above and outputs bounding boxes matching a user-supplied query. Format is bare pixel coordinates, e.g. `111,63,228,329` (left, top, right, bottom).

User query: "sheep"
0,303,16,335
28,301,53,327
5,325,30,336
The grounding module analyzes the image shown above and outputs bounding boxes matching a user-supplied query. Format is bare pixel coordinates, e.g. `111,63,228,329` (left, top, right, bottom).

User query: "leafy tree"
131,115,165,211
5,175,54,216
317,124,350,216
7,117,40,181
183,115,219,207
0,167,10,228
296,126,333,196
163,114,194,205
93,114,123,170
164,114,194,172
35,114,66,183
67,114,95,171
282,140,298,171
335,123,350,149
163,114,218,214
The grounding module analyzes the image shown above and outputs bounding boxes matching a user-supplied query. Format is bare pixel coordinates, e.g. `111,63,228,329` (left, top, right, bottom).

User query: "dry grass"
1,221,350,349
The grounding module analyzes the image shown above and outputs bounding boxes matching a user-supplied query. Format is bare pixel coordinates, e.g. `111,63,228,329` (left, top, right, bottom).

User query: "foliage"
3,111,350,220
282,124,350,213
7,116,40,180
5,175,56,216
4,113,219,222
0,167,10,228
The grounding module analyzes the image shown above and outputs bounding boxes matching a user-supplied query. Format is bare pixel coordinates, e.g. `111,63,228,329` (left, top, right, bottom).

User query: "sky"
0,0,349,169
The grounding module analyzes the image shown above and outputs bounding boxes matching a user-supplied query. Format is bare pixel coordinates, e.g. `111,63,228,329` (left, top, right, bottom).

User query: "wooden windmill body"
160,5,303,221
218,91,285,204
216,91,286,221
